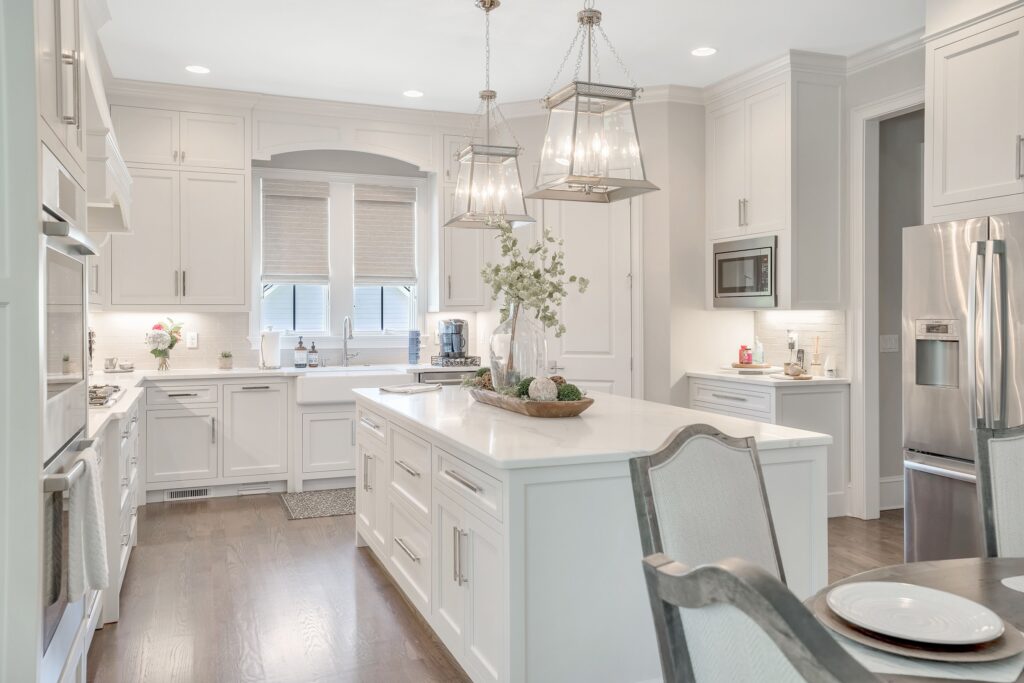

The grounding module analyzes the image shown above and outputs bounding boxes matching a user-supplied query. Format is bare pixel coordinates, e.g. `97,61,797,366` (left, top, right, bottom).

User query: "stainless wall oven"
712,235,777,308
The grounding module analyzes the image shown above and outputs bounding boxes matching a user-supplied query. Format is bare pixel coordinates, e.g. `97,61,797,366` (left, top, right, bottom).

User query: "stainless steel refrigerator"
903,213,1024,562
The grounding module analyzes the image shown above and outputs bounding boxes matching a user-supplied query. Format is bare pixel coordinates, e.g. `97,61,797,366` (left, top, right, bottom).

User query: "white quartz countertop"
686,370,851,386
353,386,832,470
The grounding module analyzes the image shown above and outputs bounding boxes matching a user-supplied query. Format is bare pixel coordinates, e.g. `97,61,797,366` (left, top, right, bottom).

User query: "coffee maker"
438,319,469,358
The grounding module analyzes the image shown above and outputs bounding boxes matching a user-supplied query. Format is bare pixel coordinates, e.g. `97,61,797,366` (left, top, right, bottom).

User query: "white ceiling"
97,0,925,113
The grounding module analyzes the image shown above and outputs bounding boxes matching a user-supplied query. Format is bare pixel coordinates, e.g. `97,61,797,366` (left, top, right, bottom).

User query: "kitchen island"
353,386,831,683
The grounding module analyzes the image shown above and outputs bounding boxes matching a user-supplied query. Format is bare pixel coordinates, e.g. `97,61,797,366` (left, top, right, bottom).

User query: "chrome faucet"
342,316,359,367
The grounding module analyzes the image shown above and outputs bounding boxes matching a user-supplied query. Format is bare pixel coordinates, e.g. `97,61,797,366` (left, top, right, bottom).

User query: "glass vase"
155,351,170,371
489,303,547,391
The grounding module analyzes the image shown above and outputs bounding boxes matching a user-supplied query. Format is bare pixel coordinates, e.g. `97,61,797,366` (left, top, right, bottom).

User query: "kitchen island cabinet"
353,386,830,683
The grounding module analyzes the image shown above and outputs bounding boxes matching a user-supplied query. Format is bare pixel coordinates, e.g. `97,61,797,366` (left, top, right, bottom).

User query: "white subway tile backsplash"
754,310,847,376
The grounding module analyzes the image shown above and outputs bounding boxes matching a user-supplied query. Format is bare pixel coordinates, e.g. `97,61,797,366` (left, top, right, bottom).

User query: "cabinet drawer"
690,380,772,418
388,500,431,613
389,425,431,520
147,384,218,405
435,448,502,522
357,407,388,448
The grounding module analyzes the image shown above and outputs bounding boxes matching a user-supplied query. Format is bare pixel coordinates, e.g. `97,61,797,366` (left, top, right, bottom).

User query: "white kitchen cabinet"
356,441,389,552
36,0,87,180
441,185,489,309
112,106,246,170
179,171,246,305
925,12,1024,221
704,54,842,309
301,410,356,474
146,407,218,483
110,168,246,307
222,383,288,477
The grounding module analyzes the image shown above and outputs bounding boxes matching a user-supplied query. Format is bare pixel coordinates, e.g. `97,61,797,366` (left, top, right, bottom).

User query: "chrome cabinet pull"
359,417,381,431
395,459,420,478
59,50,79,126
447,275,452,299
241,385,271,391
167,393,198,398
394,537,420,563
174,270,179,296
453,527,468,586
445,469,482,494
364,453,373,491
181,150,186,163
1016,135,1024,180
182,270,187,297
121,533,129,547
452,527,460,583
711,392,748,402
173,150,179,162
738,198,743,227
211,416,216,444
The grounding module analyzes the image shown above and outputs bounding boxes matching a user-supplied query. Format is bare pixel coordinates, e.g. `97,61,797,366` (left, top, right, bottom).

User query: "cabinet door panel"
464,511,504,683
931,18,1024,207
301,411,356,473
746,84,788,233
58,0,86,171
180,112,246,170
36,0,61,139
179,171,246,305
356,446,376,538
146,408,217,482
223,384,288,477
442,188,487,308
111,169,180,305
432,492,467,655
707,102,747,238
111,106,180,166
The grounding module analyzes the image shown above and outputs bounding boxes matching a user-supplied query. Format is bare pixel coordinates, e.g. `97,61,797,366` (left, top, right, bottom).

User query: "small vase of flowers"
219,351,233,370
145,318,183,371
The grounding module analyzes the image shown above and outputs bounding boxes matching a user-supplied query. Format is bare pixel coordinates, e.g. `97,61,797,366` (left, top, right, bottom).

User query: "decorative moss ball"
476,367,491,377
528,376,558,401
557,383,583,402
515,376,535,398
548,375,567,387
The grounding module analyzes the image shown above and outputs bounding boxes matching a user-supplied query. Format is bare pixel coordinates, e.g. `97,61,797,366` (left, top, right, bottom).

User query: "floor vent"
164,487,211,502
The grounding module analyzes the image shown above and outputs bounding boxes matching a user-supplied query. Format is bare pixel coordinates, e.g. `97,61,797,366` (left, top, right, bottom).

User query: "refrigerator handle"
983,241,995,429
968,241,981,431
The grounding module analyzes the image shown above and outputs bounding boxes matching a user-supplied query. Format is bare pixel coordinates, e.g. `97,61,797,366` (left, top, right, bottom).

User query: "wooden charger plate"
808,591,1024,662
469,388,594,418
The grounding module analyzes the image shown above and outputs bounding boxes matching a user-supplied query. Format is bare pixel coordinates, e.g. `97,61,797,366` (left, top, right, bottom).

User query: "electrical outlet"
186,331,199,349
879,334,900,353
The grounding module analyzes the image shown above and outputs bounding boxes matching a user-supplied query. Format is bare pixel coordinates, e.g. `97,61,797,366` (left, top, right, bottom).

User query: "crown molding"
497,83,704,121
846,28,924,75
922,1,1024,43
703,50,844,105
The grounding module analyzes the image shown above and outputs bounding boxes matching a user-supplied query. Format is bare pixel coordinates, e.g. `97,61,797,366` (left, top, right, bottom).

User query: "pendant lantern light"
528,1,658,203
445,0,534,229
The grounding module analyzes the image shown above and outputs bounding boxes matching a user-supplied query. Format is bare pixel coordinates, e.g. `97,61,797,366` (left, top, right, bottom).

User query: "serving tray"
469,388,593,418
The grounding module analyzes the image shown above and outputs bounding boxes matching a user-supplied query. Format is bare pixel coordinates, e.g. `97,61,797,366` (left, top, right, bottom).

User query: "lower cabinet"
301,410,356,474
222,382,288,477
146,406,218,482
356,442,389,552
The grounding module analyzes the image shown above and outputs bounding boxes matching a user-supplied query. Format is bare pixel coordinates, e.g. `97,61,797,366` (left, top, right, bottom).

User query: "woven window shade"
261,179,330,284
354,185,417,285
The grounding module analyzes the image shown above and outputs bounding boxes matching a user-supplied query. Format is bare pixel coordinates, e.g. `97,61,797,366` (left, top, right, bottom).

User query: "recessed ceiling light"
691,47,717,57
403,90,424,98
185,65,211,74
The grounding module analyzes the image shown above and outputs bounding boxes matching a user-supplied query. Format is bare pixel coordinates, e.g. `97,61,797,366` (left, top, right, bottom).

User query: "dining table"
808,557,1024,683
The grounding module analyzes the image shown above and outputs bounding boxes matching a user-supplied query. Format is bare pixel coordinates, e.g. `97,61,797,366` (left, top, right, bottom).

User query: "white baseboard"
828,491,847,518
880,475,904,510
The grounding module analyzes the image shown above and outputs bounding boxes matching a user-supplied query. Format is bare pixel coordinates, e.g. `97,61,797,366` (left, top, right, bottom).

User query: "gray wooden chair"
976,424,1024,557
642,555,877,682
629,424,786,582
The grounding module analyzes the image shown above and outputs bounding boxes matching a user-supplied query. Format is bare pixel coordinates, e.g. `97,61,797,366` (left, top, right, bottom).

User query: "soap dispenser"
294,336,308,369
308,341,319,368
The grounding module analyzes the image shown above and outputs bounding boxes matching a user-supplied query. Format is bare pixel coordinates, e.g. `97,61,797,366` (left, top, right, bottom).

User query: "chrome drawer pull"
445,469,482,494
167,393,199,398
241,385,271,390
121,533,129,547
395,460,421,478
711,392,748,402
394,537,420,563
360,417,381,431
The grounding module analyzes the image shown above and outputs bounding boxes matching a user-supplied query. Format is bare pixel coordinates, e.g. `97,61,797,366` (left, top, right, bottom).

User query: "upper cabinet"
112,106,246,170
36,0,87,181
705,54,843,309
925,10,1024,222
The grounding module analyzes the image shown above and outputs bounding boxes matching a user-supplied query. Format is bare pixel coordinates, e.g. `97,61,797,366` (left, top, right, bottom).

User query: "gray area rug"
280,488,356,520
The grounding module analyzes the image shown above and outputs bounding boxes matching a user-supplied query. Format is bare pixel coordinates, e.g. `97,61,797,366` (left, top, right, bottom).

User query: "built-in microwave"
712,235,776,308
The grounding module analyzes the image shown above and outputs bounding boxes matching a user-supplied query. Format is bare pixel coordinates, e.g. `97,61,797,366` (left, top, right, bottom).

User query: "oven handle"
43,439,96,492
43,219,97,256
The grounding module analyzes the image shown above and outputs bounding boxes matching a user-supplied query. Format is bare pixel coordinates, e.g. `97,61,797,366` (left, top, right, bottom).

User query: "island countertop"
353,386,831,470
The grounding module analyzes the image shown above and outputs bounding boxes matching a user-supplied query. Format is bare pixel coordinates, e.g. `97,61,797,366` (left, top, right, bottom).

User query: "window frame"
250,168,430,350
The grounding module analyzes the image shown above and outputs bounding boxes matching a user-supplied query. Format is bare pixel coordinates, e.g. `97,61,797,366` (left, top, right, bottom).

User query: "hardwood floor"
88,495,905,682
86,494,469,683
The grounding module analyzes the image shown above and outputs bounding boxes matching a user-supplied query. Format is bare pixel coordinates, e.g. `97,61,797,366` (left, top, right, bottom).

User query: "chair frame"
975,423,1024,558
629,423,786,580
642,554,878,683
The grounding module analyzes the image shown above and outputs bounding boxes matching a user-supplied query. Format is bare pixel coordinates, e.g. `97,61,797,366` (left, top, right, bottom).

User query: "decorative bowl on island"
464,369,593,418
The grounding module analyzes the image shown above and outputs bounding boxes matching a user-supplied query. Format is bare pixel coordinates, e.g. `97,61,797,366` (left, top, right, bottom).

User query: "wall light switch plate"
186,331,199,349
879,334,900,353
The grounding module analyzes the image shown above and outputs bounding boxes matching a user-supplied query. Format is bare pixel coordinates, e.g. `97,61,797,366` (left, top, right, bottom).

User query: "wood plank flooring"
87,495,905,682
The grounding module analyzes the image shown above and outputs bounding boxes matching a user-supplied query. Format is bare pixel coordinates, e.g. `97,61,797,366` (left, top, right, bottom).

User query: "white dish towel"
68,448,108,601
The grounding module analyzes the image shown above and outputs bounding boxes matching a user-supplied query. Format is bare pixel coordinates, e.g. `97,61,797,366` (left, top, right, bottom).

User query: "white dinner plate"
826,582,1005,646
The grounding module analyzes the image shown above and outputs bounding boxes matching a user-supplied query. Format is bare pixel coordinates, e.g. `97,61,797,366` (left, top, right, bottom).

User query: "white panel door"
931,18,1024,207
442,188,488,308
543,200,633,396
146,408,218,482
111,106,180,166
463,510,504,683
745,84,789,234
222,383,288,477
110,169,180,305
707,101,747,239
179,171,246,305
180,112,246,170
301,411,356,473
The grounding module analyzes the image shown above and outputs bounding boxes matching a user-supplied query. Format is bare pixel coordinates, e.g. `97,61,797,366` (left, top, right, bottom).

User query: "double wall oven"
40,144,96,666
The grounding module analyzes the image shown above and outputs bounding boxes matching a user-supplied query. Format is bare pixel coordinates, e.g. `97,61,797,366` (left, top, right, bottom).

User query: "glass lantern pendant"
445,0,534,229
528,2,658,203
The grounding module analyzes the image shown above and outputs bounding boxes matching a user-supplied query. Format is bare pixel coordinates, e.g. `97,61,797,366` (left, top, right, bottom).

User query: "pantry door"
539,199,635,396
